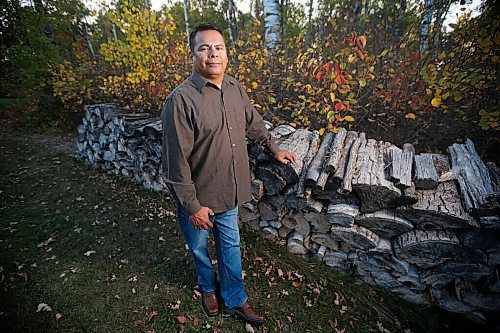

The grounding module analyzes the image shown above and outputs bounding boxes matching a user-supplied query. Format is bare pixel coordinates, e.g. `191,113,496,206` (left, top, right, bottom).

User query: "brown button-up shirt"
161,70,279,215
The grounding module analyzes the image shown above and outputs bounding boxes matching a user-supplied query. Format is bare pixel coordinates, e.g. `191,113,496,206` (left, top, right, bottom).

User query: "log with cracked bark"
355,209,413,238
448,139,499,216
351,139,401,212
397,181,479,229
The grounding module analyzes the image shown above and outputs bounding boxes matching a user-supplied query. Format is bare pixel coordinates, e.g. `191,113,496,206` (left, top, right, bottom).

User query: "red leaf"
335,65,342,76
349,32,357,46
334,102,343,112
316,70,324,82
411,52,421,62
335,74,345,85
344,101,350,110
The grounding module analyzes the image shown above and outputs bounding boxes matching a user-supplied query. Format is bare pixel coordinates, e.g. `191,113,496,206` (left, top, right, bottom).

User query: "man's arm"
162,94,214,229
161,94,202,215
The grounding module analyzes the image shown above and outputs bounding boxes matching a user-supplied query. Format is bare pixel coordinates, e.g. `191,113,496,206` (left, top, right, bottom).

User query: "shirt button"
232,144,236,147
229,126,233,130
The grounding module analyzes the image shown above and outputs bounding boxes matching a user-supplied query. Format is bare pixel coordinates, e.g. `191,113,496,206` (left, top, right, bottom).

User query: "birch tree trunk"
264,0,280,49
183,0,191,46
420,0,434,53
227,0,235,43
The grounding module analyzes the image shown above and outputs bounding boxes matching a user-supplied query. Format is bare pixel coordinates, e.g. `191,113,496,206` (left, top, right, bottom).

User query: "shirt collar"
191,70,236,93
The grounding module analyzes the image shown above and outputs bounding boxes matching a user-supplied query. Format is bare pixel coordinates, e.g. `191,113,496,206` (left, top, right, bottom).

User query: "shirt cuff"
268,138,280,155
184,200,202,216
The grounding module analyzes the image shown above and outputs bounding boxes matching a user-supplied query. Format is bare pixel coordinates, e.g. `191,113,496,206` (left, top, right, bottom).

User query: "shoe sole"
224,307,266,325
202,302,219,317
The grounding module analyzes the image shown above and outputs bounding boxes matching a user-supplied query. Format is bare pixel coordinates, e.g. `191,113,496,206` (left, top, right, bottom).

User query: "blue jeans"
177,203,248,308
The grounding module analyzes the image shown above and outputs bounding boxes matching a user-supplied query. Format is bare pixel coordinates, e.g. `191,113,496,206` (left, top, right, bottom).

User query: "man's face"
190,29,228,84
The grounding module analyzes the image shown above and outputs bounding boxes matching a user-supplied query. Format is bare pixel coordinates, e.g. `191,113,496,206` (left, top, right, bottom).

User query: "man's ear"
189,52,193,64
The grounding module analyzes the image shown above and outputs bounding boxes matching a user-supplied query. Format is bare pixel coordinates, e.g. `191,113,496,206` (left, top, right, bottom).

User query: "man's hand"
190,206,214,230
274,150,297,165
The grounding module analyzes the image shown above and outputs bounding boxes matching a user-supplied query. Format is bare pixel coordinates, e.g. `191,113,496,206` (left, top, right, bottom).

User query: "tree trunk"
183,0,190,46
419,0,434,53
263,0,280,49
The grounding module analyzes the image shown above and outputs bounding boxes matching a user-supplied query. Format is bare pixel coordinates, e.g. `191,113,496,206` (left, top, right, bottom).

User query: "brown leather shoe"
224,301,266,325
202,291,219,317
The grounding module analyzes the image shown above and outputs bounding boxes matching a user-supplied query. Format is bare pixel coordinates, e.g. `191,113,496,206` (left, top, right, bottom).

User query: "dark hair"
189,23,224,52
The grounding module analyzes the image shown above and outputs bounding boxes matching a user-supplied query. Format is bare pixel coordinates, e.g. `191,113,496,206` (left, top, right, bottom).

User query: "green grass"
0,98,26,107
0,128,472,332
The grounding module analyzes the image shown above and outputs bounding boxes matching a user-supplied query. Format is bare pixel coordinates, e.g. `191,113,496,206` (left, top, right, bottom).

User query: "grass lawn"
0,126,481,332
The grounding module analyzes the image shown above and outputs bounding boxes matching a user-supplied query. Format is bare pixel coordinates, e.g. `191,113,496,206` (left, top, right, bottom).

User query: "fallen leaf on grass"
83,251,96,257
36,303,52,312
55,313,63,321
177,315,187,333
245,322,255,333
168,300,181,310
147,310,158,322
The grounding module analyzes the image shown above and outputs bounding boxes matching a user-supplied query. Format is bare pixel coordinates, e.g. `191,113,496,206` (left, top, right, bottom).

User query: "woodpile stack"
76,104,500,320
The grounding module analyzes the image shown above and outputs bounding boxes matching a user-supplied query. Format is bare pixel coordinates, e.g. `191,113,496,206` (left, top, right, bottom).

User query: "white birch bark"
183,0,190,46
420,0,434,53
263,0,280,50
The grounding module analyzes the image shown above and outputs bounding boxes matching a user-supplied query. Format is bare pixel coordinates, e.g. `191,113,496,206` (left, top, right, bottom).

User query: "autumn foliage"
33,1,500,135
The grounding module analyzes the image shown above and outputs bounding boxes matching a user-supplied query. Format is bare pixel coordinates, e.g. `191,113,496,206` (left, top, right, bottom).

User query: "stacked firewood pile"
76,104,500,320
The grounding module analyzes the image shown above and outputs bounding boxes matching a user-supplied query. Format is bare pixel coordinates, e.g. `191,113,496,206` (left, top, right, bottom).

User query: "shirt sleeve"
161,93,202,215
239,85,280,155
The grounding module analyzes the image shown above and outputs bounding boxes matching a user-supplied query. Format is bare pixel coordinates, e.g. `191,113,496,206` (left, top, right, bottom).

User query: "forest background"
1,0,498,159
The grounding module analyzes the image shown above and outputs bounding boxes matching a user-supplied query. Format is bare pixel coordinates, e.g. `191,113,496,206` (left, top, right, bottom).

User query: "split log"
323,250,352,271
388,143,414,189
355,209,413,238
393,229,461,268
430,285,477,314
449,139,499,216
397,181,479,229
303,211,330,233
262,226,278,239
326,203,359,227
256,129,314,195
413,153,439,189
270,124,296,139
487,161,500,192
331,225,380,250
251,179,265,200
296,131,321,196
281,211,310,236
332,131,358,186
305,132,334,187
455,278,500,312
287,231,307,255
310,232,340,250
279,225,293,239
325,127,347,173
285,192,324,213
311,245,328,262
341,132,366,193
351,139,401,212
479,216,500,229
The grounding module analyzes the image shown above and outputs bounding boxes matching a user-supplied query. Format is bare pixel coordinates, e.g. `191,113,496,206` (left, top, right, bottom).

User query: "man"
161,23,296,325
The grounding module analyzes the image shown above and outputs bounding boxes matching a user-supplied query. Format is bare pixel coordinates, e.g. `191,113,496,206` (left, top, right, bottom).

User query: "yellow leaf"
292,281,300,287
426,88,432,95
330,92,336,102
344,115,354,122
405,113,416,119
319,128,325,136
438,52,446,60
252,82,258,89
431,97,442,107
369,66,375,73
